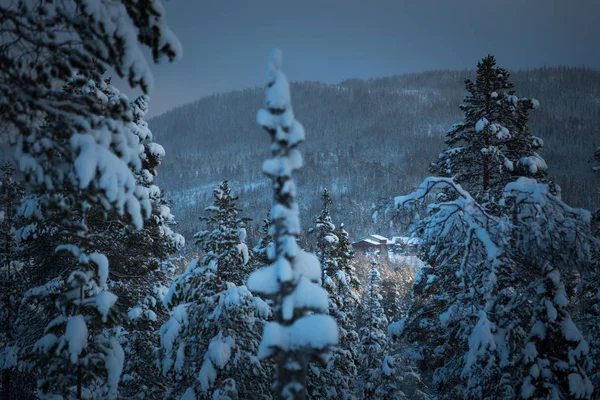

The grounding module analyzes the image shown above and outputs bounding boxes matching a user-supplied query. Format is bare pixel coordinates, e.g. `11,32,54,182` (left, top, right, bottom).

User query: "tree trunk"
483,131,490,195
483,160,489,192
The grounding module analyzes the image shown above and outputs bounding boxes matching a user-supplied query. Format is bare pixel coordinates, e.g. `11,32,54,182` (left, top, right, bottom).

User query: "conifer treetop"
431,55,547,204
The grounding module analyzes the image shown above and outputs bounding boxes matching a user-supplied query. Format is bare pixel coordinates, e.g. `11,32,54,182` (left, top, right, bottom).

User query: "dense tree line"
150,67,600,243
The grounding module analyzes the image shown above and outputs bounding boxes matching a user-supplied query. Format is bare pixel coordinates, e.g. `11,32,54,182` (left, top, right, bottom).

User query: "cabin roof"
369,234,389,242
353,238,381,246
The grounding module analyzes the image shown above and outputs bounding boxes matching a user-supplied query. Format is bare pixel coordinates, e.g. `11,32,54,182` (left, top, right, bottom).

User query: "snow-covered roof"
353,238,381,246
368,234,389,242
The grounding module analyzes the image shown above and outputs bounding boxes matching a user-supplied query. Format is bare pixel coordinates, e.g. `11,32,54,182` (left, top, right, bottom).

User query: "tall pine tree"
311,189,338,286
21,75,156,399
430,55,548,206
308,194,360,400
14,79,183,398
247,49,337,400
2,5,181,393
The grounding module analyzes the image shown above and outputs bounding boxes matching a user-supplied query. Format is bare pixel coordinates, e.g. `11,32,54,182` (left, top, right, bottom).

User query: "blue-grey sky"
129,0,600,117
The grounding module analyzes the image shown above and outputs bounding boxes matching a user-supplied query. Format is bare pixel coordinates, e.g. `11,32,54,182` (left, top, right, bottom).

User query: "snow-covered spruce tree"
583,244,600,390
586,143,600,387
311,188,339,285
383,335,429,400
1,2,180,398
14,78,184,398
25,236,123,399
430,55,547,206
247,49,338,399
0,164,26,398
583,202,600,389
331,223,361,360
381,278,403,323
391,175,595,399
356,257,392,399
390,177,518,399
306,189,340,399
160,187,272,399
334,224,360,295
307,199,360,399
161,260,273,399
195,180,251,283
589,146,600,378
17,74,161,399
503,178,594,399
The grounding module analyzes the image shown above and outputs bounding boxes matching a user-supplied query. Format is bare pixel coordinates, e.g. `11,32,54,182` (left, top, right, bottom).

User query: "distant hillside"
150,67,600,244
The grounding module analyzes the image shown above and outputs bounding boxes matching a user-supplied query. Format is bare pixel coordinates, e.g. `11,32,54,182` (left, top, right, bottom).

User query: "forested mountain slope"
150,67,600,241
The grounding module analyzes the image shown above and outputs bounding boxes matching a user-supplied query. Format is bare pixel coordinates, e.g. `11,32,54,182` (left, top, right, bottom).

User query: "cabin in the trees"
352,234,391,254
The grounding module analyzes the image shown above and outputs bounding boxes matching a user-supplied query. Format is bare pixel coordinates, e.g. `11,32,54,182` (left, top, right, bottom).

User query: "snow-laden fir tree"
247,49,338,400
584,144,600,390
311,188,339,285
160,185,272,399
582,199,600,390
503,178,594,399
430,55,547,206
25,243,122,399
1,2,180,396
389,56,594,400
307,188,338,399
391,174,595,399
357,257,391,399
385,330,430,399
14,78,183,399
0,164,26,398
390,177,519,399
307,197,360,400
161,260,273,399
333,224,360,295
19,75,161,399
381,278,403,323
195,181,251,283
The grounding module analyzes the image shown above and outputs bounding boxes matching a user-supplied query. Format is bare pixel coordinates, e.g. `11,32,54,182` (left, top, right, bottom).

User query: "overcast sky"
128,0,600,117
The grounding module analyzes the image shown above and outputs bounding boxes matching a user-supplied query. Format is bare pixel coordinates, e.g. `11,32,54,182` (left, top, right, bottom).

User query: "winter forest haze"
1,1,600,400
